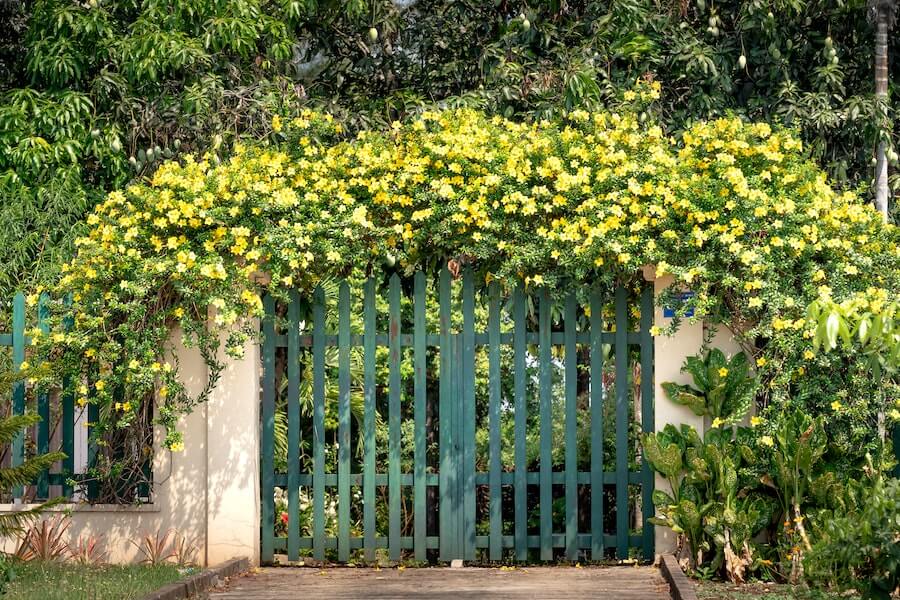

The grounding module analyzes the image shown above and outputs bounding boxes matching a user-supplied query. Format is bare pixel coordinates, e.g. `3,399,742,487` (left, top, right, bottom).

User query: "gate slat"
614,285,629,558
564,293,578,561
363,278,377,561
487,281,502,561
538,287,553,561
338,282,352,562
36,293,51,499
287,291,302,561
388,274,402,561
11,292,25,498
260,294,277,564
512,284,528,561
312,286,326,561
461,270,476,560
413,272,427,561
438,267,456,560
640,284,655,561
589,287,604,560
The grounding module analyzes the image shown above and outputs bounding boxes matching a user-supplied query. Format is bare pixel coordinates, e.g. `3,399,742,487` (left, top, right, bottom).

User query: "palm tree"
870,0,898,221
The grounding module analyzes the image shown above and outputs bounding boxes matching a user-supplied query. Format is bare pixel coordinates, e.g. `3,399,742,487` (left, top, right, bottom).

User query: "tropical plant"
13,515,70,562
67,533,109,566
130,529,176,566
661,349,757,427
762,411,828,583
643,421,773,582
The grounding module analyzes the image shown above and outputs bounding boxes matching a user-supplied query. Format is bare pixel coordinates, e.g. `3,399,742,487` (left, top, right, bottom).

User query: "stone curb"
140,556,250,600
659,554,698,600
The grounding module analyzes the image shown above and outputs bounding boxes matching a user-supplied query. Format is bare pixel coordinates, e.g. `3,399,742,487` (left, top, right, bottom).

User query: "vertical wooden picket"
260,294,276,564
388,274,402,561
338,283,352,562
640,284,655,560
589,287,605,560
538,288,553,561
36,293,51,499
363,278,377,561
512,284,528,561
614,286,629,558
312,286,326,561
413,272,427,561
286,291,301,561
487,282,502,561
461,271,476,559
564,294,578,561
11,292,25,499
438,267,456,560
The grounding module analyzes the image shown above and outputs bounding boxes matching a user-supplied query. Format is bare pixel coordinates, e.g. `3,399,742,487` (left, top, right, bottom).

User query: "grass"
2,560,192,600
696,581,858,600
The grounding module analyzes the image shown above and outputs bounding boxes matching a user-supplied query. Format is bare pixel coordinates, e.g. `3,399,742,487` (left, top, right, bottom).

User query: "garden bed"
696,581,858,600
2,560,194,600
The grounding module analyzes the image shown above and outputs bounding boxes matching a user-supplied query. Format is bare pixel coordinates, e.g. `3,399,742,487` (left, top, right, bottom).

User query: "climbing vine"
33,84,899,498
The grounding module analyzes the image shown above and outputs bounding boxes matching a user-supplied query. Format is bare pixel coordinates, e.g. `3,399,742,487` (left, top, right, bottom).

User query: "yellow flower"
650,325,662,337
711,417,724,428
831,400,842,411
750,416,763,427
718,367,728,377
128,359,140,370
159,386,169,398
756,357,767,367
19,360,29,371
760,435,774,447
803,349,815,360
169,441,185,452
95,380,106,391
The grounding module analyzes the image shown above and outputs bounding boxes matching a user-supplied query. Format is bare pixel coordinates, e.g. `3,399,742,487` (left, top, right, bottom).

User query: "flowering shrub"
35,83,899,497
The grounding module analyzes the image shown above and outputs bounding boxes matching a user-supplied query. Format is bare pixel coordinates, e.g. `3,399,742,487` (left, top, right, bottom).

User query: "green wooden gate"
260,268,654,564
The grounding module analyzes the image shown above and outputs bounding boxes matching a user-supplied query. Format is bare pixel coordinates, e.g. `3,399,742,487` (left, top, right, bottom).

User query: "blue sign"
663,291,695,318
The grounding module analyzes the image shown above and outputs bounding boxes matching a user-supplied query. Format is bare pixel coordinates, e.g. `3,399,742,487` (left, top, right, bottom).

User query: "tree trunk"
873,4,891,220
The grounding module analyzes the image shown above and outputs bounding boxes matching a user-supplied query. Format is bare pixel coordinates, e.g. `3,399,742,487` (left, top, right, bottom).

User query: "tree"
0,1,899,296
871,0,898,220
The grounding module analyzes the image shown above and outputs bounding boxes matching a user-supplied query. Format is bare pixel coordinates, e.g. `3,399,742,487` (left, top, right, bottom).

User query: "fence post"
36,294,51,499
644,268,705,556
205,317,262,566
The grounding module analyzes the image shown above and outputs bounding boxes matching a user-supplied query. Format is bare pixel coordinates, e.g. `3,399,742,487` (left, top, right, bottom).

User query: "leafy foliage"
806,474,900,599
662,349,757,426
643,421,773,582
0,0,898,295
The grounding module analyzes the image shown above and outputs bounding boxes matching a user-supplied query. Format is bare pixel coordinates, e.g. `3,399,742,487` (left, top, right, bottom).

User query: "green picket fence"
260,268,656,564
3,292,82,502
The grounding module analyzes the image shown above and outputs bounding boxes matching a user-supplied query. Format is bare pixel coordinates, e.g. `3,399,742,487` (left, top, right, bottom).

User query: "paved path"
208,565,670,599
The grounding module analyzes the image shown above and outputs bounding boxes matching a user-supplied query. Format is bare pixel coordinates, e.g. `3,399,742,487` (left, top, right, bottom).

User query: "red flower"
281,512,289,524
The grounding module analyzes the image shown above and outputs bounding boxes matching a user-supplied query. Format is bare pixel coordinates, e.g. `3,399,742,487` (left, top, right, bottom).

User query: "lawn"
3,560,191,600
696,581,859,600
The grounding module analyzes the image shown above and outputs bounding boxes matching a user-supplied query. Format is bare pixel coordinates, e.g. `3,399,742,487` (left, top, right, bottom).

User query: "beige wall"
0,322,260,567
